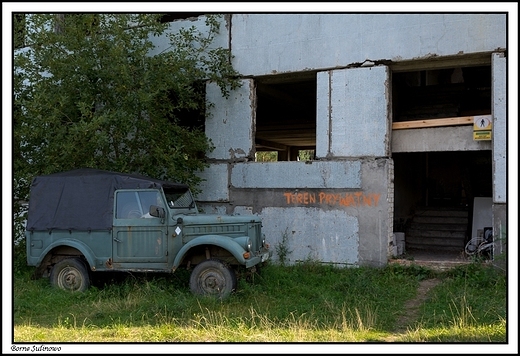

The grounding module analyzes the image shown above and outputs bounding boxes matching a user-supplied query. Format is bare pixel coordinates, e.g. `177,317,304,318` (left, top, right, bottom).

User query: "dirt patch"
382,277,442,342
390,258,470,271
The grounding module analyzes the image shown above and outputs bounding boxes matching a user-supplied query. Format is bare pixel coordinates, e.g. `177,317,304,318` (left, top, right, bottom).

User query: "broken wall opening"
165,81,206,132
393,65,491,121
391,63,492,257
393,151,492,255
255,72,317,161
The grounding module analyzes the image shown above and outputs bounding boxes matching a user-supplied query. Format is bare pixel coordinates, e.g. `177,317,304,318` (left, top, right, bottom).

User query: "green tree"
13,14,240,246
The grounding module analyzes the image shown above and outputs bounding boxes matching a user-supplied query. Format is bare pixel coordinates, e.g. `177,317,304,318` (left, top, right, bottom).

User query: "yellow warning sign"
473,130,491,140
474,116,492,131
473,116,492,141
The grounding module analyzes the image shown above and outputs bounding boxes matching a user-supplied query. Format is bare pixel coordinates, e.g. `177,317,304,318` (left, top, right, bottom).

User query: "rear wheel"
50,258,90,292
189,259,237,299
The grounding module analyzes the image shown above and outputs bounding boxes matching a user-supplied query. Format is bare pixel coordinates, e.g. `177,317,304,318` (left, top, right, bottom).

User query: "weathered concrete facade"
491,52,507,268
155,14,508,267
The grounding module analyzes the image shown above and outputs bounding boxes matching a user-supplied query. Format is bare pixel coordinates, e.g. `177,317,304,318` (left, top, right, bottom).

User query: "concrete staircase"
405,206,469,252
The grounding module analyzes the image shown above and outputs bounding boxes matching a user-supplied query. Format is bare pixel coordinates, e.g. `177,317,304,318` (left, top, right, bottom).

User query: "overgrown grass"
12,261,507,344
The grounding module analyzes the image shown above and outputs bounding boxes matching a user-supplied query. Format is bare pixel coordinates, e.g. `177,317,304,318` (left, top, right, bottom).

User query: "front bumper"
245,248,272,268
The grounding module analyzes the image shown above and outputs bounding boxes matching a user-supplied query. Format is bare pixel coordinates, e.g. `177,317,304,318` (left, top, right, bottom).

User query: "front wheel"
50,258,90,292
189,259,237,299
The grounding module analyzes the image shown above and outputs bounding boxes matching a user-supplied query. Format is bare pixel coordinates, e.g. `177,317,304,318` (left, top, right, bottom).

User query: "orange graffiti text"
283,191,380,207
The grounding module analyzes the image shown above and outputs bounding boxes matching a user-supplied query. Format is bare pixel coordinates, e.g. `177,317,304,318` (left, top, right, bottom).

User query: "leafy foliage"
13,14,240,245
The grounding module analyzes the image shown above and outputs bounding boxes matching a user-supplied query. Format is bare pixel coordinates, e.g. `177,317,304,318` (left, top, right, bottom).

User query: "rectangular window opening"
392,65,491,124
254,73,317,162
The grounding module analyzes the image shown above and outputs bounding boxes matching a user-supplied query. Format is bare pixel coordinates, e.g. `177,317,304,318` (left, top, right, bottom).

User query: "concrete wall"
198,159,391,267
205,79,255,161
492,53,507,204
194,14,507,267
148,16,229,57
392,126,492,152
152,14,506,75
230,14,506,75
317,66,391,158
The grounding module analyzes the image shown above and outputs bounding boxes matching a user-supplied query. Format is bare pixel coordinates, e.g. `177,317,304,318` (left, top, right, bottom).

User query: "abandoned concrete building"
149,13,509,267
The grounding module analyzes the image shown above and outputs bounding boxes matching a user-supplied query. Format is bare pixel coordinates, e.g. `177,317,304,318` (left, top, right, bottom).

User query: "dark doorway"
393,150,492,256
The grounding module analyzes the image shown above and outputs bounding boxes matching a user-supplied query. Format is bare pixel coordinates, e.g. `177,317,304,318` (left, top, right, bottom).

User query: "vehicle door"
112,189,168,265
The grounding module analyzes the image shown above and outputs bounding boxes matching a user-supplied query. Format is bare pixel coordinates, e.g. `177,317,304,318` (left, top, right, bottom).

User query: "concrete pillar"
491,52,507,267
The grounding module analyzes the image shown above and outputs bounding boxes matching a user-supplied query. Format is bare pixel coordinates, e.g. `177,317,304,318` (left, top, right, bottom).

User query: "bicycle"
465,228,493,258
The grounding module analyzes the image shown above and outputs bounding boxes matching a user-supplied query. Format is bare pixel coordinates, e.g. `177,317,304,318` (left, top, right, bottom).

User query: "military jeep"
25,168,271,299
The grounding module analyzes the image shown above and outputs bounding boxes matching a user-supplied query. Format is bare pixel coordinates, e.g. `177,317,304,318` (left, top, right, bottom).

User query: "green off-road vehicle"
25,168,271,299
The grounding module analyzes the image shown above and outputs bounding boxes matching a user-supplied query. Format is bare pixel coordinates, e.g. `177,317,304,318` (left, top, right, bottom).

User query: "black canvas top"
25,168,188,231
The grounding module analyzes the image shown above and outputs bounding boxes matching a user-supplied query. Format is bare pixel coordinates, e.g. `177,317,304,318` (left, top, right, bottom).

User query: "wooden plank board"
392,115,491,130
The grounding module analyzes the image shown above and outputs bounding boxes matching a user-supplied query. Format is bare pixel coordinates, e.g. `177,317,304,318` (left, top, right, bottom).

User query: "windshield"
163,187,196,210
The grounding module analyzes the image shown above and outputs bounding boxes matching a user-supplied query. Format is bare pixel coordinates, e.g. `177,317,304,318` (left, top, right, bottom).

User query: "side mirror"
149,205,166,218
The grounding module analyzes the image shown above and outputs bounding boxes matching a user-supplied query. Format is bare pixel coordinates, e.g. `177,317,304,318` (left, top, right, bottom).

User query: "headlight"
235,236,252,252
